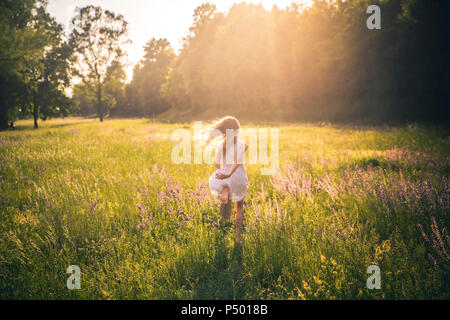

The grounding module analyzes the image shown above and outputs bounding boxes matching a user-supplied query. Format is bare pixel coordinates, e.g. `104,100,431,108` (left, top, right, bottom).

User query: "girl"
205,116,248,243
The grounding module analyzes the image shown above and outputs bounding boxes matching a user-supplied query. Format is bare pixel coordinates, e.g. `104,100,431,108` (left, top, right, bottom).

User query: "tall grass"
0,118,448,299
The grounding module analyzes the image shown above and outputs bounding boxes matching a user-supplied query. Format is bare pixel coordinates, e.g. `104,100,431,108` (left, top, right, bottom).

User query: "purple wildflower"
137,204,154,231
35,166,46,176
417,224,429,242
179,210,189,220
431,216,440,238
158,191,166,203
90,198,100,214
137,204,147,215
0,157,7,170
427,253,437,266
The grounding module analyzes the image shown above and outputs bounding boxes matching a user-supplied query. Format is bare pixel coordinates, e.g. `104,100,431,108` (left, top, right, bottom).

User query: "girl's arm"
216,143,248,179
214,143,222,170
208,134,222,170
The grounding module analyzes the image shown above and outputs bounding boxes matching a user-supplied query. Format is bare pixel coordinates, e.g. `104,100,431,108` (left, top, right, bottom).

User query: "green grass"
0,118,449,299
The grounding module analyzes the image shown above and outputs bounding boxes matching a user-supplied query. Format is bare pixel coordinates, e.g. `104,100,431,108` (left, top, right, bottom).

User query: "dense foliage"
158,0,449,123
0,0,74,129
69,5,129,121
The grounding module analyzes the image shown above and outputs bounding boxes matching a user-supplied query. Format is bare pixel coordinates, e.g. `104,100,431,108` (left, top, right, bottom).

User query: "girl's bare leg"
220,186,231,221
235,200,244,243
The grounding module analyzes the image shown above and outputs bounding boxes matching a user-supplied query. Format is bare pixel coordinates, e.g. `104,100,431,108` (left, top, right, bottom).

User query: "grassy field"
0,118,449,299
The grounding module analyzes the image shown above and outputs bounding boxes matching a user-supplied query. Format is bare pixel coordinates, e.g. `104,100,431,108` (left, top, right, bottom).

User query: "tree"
104,60,126,117
165,2,223,115
0,0,50,129
24,4,73,128
37,41,74,122
161,0,449,123
69,5,129,121
72,83,95,116
126,38,175,116
0,0,73,129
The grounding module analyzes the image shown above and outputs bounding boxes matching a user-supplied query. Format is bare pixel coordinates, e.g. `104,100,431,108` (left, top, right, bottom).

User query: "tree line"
1,0,449,129
0,0,128,129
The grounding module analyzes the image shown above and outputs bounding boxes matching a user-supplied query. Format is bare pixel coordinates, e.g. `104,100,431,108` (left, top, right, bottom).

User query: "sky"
47,0,299,81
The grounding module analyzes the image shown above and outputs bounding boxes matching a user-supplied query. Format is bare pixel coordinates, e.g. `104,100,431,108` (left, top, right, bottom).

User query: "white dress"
209,139,248,202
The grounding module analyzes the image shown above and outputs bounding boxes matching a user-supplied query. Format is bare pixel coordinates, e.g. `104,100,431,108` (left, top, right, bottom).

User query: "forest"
1,0,448,129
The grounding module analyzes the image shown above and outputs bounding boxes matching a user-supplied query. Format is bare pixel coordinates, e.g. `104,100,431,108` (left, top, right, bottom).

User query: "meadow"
0,118,448,299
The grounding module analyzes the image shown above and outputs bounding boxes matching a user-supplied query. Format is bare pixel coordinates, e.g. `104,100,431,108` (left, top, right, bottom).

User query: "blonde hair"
201,116,241,156
209,116,240,134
